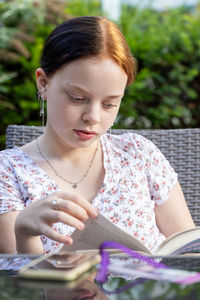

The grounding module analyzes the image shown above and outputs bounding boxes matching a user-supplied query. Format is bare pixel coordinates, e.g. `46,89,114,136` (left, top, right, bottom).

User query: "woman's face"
36,57,127,149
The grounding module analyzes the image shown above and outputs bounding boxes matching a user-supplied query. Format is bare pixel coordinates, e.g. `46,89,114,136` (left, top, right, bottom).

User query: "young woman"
0,16,194,255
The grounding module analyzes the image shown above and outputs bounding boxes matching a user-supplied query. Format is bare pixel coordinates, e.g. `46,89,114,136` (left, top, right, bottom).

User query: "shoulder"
101,132,157,156
0,147,28,171
0,147,22,161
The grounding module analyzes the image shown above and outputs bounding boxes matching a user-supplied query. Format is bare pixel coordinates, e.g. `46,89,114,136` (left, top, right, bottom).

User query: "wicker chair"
5,125,200,269
6,125,200,226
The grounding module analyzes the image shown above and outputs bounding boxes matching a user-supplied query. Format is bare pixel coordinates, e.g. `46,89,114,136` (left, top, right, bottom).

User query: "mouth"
73,129,97,141
75,129,97,135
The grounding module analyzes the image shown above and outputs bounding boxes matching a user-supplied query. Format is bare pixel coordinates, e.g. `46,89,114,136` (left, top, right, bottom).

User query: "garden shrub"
117,4,200,129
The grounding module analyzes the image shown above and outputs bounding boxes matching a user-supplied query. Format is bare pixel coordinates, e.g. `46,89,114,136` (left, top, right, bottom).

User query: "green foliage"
66,0,102,16
117,5,200,129
0,0,200,150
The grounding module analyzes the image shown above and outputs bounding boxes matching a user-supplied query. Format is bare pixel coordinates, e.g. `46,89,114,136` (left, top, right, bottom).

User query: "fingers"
42,224,73,245
15,191,98,248
46,209,85,230
51,198,89,222
53,191,98,218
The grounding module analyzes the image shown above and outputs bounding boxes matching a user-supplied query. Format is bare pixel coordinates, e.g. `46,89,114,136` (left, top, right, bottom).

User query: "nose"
82,103,101,125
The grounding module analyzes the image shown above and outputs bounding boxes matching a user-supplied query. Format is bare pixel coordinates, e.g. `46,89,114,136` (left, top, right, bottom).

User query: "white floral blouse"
0,133,178,257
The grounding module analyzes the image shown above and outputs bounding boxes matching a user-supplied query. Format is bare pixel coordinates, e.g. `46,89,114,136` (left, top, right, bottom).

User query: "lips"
74,129,97,140
76,130,97,135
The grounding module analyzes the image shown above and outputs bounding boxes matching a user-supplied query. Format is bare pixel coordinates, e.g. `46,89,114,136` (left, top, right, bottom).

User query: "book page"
60,213,150,254
156,227,200,256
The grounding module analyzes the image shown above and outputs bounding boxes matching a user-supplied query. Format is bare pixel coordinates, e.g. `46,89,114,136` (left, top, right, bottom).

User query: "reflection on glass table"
1,255,200,300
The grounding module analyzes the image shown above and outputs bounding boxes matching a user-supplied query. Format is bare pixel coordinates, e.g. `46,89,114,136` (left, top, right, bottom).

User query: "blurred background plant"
0,0,199,149
117,3,200,129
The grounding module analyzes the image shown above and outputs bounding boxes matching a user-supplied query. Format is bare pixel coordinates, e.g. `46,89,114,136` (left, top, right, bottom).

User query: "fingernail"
78,223,85,230
83,214,88,220
65,235,73,244
93,211,98,218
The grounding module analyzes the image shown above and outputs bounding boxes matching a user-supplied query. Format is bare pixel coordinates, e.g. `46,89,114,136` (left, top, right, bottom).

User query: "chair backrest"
6,125,200,225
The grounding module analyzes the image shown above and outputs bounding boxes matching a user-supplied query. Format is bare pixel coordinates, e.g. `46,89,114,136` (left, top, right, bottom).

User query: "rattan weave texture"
6,125,200,226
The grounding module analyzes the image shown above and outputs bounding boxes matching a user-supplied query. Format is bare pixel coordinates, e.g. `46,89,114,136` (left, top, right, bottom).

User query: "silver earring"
37,90,45,127
109,123,113,134
40,97,45,127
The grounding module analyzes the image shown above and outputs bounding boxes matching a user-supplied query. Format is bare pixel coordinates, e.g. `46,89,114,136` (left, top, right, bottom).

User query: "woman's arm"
0,211,18,253
0,190,97,254
155,181,195,237
0,211,43,254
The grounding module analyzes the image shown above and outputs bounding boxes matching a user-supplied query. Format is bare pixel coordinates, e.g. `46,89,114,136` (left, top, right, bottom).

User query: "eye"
71,96,86,103
103,103,118,109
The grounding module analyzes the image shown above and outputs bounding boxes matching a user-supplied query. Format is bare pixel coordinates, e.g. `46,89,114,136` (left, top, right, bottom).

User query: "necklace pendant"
36,138,99,189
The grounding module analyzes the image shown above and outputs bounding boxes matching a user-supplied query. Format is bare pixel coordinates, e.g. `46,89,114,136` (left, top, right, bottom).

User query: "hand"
15,191,98,252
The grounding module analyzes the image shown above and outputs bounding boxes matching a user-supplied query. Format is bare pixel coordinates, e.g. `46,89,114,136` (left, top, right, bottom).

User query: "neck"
36,130,100,189
39,127,99,162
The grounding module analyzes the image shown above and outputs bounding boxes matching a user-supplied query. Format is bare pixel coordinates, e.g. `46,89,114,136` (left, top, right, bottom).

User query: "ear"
35,68,48,96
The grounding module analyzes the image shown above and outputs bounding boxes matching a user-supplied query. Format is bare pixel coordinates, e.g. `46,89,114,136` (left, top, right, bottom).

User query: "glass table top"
1,255,200,300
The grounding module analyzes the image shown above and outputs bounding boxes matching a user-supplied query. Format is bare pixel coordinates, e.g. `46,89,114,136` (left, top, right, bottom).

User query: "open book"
60,213,200,256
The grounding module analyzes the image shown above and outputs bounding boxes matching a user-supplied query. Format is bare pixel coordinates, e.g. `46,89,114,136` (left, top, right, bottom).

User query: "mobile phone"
18,252,100,282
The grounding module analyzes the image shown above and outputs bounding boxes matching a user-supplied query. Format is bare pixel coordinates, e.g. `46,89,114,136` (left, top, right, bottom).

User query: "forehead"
50,57,128,95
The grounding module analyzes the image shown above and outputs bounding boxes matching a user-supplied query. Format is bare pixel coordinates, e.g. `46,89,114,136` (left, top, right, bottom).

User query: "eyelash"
71,96,86,103
103,103,117,109
70,95,117,109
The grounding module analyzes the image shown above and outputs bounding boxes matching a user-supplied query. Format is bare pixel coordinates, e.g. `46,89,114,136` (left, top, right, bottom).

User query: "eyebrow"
65,83,90,95
65,83,124,99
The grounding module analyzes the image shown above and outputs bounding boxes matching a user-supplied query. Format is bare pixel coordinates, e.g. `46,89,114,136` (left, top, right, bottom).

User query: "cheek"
102,110,118,128
47,101,60,122
109,106,120,121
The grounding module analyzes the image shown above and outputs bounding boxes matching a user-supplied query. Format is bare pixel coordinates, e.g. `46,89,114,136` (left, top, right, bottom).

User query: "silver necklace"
36,138,99,188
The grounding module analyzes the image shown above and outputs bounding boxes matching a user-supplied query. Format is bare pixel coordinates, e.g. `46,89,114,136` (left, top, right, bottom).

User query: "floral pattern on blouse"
0,133,178,259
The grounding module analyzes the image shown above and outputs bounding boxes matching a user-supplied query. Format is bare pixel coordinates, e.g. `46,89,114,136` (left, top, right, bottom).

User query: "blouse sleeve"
131,133,178,206
0,152,25,214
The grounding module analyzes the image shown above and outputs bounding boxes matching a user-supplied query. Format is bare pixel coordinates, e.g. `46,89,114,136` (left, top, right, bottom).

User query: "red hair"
41,16,137,85
99,17,137,85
